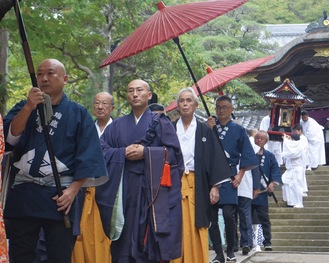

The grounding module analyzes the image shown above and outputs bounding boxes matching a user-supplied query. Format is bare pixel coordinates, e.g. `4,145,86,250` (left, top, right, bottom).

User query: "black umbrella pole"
41,119,71,228
173,37,211,117
12,0,70,228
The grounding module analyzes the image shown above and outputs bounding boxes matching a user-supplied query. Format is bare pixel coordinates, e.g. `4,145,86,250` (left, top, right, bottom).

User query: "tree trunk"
0,27,9,116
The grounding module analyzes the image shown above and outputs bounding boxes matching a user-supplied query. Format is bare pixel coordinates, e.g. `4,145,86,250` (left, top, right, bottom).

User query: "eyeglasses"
94,101,111,108
215,106,231,111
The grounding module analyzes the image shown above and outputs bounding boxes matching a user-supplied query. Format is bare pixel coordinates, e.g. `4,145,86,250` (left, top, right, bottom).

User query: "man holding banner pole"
3,59,107,263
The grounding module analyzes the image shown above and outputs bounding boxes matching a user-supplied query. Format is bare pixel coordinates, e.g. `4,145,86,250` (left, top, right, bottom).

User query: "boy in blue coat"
252,130,282,251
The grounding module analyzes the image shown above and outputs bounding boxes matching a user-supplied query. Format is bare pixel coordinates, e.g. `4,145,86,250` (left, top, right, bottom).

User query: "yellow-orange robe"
72,187,111,263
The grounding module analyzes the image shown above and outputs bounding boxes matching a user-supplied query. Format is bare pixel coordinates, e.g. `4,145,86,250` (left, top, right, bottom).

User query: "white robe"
281,138,305,208
300,117,326,168
238,136,260,199
259,115,283,165
95,118,113,138
299,134,309,193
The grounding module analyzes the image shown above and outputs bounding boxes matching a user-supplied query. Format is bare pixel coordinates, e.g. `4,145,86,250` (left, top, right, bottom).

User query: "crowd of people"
0,58,327,263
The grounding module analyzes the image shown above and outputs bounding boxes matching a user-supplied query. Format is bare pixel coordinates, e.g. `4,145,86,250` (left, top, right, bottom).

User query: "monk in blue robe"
3,59,107,263
97,79,184,263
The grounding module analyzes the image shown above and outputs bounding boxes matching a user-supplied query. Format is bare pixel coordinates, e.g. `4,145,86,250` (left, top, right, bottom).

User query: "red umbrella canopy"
99,0,248,68
165,55,274,112
193,55,275,94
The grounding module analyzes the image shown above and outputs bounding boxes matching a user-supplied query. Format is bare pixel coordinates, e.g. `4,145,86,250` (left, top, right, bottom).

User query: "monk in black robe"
96,79,184,263
171,87,231,263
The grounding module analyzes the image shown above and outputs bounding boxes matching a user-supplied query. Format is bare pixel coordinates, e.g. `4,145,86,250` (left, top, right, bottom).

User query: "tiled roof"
193,109,267,131
262,79,313,103
234,111,267,130
263,91,311,102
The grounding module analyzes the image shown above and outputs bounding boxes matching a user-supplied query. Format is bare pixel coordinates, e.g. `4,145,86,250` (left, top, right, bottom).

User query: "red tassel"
161,162,172,187
160,147,172,187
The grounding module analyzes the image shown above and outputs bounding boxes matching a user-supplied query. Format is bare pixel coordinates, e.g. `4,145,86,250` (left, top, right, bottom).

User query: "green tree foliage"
0,0,328,117
248,0,329,24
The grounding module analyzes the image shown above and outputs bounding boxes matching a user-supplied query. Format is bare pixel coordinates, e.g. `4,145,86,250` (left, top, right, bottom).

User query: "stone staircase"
269,165,329,252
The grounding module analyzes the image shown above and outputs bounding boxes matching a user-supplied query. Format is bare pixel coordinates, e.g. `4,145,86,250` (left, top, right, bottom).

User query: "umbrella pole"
12,0,70,228
173,37,211,117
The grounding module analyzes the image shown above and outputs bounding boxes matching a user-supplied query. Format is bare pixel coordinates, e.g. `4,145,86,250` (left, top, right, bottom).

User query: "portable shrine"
262,78,313,141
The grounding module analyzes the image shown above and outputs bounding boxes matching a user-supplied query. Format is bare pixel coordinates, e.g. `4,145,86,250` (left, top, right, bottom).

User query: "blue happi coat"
215,119,259,205
96,109,184,262
3,93,107,222
252,149,282,206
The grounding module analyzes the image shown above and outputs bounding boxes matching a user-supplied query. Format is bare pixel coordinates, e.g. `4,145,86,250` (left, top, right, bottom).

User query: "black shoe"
264,245,273,251
210,260,224,263
210,255,225,263
226,251,236,262
226,256,236,262
242,246,250,255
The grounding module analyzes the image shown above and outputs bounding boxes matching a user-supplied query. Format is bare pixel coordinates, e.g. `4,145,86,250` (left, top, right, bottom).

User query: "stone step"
307,190,329,196
272,225,329,232
306,165,329,171
302,201,329,207
270,212,329,219
307,179,329,185
269,202,327,208
270,186,328,192
271,185,329,192
307,185,329,190
303,196,329,201
303,175,328,178
272,232,329,239
281,166,329,174
267,200,329,208
306,176,329,182
269,166,329,253
269,203,329,208
271,245,329,253
281,168,329,176
268,190,329,200
307,168,329,175
270,207,329,213
272,238,329,247
280,192,329,198
270,218,329,226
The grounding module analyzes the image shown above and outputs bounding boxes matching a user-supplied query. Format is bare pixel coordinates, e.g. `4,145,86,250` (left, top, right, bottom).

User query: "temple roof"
262,78,313,104
243,12,329,109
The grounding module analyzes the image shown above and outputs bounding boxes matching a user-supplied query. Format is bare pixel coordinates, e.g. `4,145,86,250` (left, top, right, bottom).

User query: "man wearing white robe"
281,134,305,208
300,110,326,169
292,124,309,196
259,108,283,166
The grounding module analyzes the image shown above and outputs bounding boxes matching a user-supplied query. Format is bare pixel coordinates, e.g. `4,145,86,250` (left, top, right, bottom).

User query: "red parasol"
165,55,275,112
99,0,248,116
